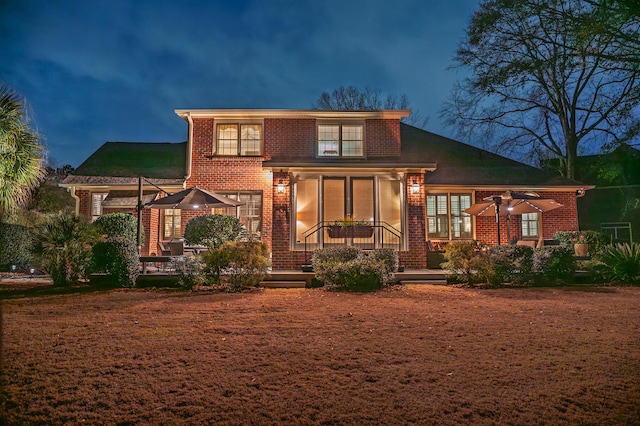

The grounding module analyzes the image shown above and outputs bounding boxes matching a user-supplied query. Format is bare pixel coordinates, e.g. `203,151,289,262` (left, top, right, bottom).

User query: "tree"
313,85,429,129
0,84,45,214
442,0,640,180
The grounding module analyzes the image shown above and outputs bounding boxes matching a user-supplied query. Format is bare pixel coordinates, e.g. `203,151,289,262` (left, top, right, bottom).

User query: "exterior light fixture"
11,264,17,272
29,267,35,276
411,180,420,194
277,179,285,194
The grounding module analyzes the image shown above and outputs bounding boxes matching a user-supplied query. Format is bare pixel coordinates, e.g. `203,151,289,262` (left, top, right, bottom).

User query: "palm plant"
593,243,640,284
33,213,98,286
0,84,45,214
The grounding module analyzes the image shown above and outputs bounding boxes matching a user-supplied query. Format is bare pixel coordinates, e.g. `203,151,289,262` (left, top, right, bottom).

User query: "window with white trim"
427,193,472,239
163,209,181,239
521,213,539,237
91,192,108,222
214,191,262,240
317,124,363,157
216,124,262,156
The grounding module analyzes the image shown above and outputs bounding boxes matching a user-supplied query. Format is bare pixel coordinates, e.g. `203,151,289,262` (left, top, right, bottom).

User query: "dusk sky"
2,0,481,167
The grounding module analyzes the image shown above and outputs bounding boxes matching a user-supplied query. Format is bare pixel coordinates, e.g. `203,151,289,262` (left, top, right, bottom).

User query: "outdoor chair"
169,240,184,256
158,241,171,256
516,240,537,248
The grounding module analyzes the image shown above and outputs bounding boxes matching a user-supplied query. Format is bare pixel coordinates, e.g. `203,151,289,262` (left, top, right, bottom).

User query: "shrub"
184,214,243,249
532,246,576,284
33,213,98,286
591,242,640,284
92,238,139,287
369,248,400,276
477,245,534,286
174,255,210,289
441,240,483,285
311,246,361,264
93,212,143,244
0,223,34,271
312,247,393,292
202,241,270,291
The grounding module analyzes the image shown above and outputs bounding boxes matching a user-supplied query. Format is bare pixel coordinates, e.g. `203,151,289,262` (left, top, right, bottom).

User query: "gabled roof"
399,125,586,188
61,142,187,186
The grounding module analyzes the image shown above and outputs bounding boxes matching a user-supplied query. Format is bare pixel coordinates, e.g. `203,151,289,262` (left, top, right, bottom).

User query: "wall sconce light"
277,179,286,194
411,180,420,194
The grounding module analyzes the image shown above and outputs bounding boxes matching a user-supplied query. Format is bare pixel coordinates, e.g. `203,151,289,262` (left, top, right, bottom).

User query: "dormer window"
216,124,263,156
317,124,363,157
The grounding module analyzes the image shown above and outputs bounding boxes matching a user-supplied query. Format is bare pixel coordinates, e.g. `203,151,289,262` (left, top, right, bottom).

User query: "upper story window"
317,124,363,157
216,124,262,156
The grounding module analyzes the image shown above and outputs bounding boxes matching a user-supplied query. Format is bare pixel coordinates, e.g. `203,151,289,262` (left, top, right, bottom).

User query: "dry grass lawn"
1,283,639,425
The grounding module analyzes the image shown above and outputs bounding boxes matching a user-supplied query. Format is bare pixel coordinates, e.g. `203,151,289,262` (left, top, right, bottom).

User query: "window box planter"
327,225,374,239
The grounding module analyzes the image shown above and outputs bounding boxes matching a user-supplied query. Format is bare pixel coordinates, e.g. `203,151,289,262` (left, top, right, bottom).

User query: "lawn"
1,284,639,425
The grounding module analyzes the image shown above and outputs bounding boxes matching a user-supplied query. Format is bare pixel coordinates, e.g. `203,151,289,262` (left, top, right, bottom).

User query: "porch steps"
260,280,307,288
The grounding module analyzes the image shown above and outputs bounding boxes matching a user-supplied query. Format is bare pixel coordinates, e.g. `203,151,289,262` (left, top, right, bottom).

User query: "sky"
1,0,481,168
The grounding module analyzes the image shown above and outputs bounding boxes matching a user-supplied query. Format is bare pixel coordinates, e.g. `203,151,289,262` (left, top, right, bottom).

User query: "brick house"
60,109,590,269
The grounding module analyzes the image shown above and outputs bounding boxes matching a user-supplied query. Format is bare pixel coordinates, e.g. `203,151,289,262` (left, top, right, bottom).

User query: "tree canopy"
314,85,428,129
0,84,45,213
442,0,640,180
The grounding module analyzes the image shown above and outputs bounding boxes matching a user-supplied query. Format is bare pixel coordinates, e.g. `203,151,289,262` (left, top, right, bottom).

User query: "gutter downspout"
68,186,80,216
184,112,193,184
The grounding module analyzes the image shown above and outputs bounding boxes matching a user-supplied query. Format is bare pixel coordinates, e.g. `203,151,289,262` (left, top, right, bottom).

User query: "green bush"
184,214,243,249
441,240,483,285
532,246,576,284
591,242,640,284
93,212,143,244
310,246,361,264
174,255,210,289
553,230,609,257
369,248,400,275
92,238,139,287
33,213,98,286
202,241,270,291
477,245,534,286
312,247,394,292
0,223,34,271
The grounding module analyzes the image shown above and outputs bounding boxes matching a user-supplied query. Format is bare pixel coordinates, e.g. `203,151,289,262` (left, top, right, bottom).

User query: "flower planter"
574,243,589,257
327,225,374,239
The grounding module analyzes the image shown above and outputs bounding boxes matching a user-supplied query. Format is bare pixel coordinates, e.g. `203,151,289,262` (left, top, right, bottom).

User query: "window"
521,213,539,237
216,124,262,156
318,124,363,157
214,192,262,240
163,209,181,239
427,193,472,239
91,192,108,221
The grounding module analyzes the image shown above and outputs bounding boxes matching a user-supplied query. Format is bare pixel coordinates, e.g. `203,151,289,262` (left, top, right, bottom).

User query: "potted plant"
327,216,374,238
573,233,589,257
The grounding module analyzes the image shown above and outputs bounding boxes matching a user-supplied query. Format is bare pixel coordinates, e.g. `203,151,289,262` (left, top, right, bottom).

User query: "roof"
61,141,187,186
399,125,586,188
175,109,410,120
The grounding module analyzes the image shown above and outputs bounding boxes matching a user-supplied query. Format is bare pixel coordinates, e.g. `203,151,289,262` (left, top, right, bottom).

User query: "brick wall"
365,119,401,157
474,190,579,244
265,118,315,159
402,173,427,269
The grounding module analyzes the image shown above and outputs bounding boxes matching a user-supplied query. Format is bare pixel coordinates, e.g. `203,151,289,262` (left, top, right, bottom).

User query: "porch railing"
303,221,402,265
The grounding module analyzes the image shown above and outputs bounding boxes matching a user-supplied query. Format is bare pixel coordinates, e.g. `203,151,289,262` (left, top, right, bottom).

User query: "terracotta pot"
574,243,589,257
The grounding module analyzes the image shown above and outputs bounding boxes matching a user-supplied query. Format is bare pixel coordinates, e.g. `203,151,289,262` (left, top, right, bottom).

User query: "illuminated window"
163,209,181,239
216,124,262,156
427,193,472,239
91,192,108,221
521,213,539,237
318,124,363,157
215,192,262,240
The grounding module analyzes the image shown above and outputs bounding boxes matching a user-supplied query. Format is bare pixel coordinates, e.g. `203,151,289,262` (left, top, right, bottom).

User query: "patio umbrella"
145,186,244,210
464,191,563,244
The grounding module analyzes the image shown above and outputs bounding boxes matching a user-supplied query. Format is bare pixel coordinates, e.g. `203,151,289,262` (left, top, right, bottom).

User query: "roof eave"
175,109,411,120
